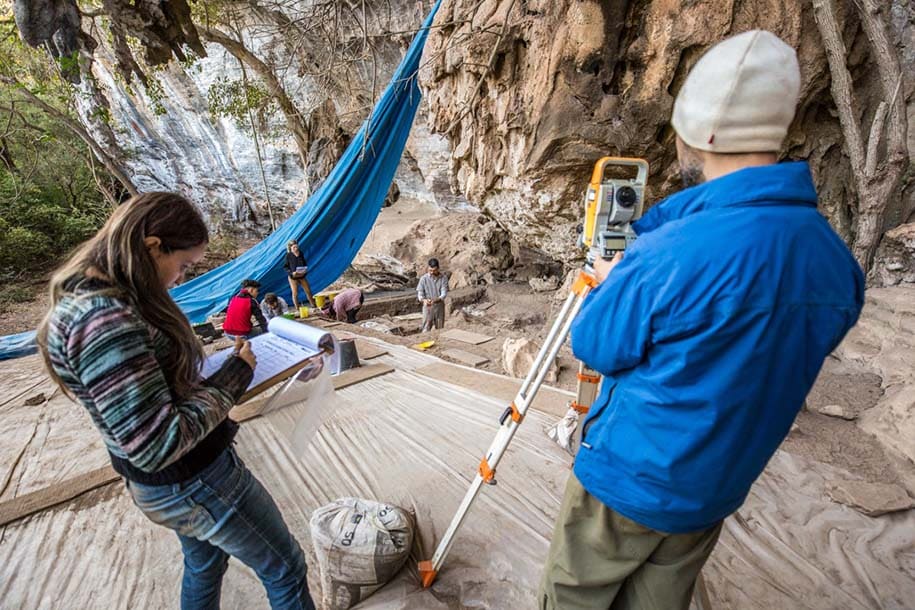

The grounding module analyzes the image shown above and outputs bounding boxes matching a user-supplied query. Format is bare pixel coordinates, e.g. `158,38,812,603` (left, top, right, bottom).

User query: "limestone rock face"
502,337,559,384
420,0,915,260
72,0,466,233
870,223,915,287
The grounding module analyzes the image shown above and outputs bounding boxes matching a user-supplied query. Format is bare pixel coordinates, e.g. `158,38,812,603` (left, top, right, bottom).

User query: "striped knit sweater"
45,277,253,484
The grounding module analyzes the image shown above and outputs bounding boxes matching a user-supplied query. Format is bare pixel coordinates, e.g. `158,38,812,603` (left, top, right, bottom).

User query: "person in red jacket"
223,279,268,339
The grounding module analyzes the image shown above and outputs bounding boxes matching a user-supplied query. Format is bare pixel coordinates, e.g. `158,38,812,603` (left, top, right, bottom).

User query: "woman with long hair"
284,240,316,309
38,192,315,610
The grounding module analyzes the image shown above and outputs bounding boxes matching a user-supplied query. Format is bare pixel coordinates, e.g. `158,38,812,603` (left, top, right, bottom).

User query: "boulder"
869,223,915,287
812,403,858,421
529,276,560,292
825,480,915,517
502,337,559,384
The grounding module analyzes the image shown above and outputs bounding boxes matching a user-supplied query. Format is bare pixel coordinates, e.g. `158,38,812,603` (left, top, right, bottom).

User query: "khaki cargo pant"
539,474,722,610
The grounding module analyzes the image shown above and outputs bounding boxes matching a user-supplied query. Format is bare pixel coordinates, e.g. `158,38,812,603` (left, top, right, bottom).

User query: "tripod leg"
420,273,599,586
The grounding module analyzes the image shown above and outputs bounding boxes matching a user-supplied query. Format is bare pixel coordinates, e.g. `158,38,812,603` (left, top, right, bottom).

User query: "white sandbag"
546,405,582,456
310,498,415,609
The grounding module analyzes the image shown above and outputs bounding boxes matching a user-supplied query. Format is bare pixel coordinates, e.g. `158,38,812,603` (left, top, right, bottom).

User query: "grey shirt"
261,296,289,321
417,272,448,302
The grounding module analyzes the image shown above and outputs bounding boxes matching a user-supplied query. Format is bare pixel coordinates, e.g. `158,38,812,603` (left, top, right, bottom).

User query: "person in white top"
260,292,289,321
417,257,449,332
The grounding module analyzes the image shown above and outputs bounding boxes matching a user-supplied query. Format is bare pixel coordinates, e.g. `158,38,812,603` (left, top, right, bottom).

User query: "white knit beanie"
672,30,801,153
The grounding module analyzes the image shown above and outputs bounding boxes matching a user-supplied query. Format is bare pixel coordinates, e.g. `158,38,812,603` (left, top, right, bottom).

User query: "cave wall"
74,0,469,233
419,0,915,261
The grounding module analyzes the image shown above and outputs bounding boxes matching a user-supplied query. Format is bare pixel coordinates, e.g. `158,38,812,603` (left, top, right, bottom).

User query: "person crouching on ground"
261,292,289,321
223,279,268,339
323,287,364,323
284,240,315,309
418,257,448,332
37,192,316,610
538,31,864,610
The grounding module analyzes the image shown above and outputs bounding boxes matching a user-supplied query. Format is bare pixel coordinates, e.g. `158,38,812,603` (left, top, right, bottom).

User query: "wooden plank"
333,363,395,390
393,312,423,321
441,329,494,345
0,465,119,527
441,348,490,367
415,362,572,418
238,359,312,404
0,363,396,528
355,340,388,360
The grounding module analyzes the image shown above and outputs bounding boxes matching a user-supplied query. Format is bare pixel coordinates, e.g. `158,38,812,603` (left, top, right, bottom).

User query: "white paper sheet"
201,318,339,390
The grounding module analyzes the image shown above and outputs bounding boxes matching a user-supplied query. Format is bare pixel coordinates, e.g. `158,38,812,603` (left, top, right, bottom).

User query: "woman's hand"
236,340,257,370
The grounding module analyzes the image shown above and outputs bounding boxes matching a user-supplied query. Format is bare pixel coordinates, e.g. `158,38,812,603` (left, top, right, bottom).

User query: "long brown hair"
37,192,209,398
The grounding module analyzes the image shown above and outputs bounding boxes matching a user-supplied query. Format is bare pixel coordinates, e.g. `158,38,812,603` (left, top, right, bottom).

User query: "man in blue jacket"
539,30,864,610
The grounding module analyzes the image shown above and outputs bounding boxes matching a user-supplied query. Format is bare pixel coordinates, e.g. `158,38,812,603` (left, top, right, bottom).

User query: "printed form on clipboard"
202,317,340,402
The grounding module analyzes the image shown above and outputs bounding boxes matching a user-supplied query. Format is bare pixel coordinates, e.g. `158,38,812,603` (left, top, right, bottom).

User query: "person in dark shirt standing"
223,279,268,339
284,240,316,309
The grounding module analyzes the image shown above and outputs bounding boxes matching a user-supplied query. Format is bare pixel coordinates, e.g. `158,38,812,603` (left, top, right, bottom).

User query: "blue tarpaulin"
0,1,441,360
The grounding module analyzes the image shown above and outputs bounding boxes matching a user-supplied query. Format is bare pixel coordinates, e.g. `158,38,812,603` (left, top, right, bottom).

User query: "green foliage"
0,172,101,278
207,75,278,131
0,284,34,306
0,14,112,279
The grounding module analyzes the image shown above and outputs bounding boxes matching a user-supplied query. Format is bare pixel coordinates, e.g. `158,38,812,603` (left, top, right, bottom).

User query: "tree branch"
201,27,311,168
811,0,867,184
0,76,137,196
853,0,907,162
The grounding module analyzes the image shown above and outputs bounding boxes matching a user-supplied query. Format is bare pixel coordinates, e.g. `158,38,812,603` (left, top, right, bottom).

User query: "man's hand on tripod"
594,251,624,283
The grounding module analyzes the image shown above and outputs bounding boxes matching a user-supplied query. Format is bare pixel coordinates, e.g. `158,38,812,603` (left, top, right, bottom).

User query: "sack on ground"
546,405,582,456
310,498,415,609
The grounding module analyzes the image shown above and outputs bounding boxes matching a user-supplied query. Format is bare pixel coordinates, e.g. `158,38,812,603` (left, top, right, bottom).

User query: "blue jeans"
125,447,315,610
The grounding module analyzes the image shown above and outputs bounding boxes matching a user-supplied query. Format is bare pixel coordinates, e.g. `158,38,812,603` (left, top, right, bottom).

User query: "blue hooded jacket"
571,162,864,533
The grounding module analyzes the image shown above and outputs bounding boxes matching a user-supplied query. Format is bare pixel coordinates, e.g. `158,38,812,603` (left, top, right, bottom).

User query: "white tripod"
418,269,601,586
417,267,713,610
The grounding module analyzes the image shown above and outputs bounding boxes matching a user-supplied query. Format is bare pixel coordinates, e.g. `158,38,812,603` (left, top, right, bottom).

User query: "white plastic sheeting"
1,343,914,609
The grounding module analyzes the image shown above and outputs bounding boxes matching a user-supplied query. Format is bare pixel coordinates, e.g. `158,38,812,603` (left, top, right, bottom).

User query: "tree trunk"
1,78,138,196
202,28,311,170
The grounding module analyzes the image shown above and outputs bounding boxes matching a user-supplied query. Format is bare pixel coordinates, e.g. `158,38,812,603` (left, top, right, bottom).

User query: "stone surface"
420,0,915,260
825,480,915,517
69,0,458,234
814,404,858,421
501,337,559,384
529,276,560,292
870,223,915,287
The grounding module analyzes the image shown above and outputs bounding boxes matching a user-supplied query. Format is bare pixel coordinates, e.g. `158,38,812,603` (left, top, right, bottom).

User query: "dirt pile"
791,286,915,515
389,213,514,287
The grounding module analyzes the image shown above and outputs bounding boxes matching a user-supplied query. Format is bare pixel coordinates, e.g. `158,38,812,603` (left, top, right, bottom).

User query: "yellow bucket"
299,306,310,318
315,294,328,308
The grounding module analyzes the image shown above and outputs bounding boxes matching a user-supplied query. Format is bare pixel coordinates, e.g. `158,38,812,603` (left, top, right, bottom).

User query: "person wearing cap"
284,240,316,309
223,279,269,340
417,258,448,332
539,30,864,610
